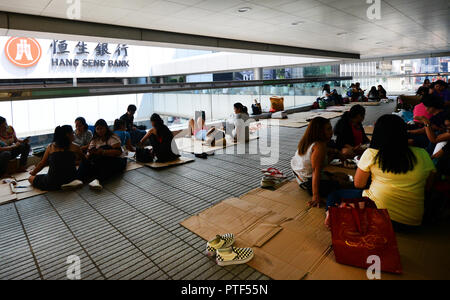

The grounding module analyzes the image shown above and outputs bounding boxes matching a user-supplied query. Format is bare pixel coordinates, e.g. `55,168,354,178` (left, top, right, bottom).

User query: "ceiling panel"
0,0,447,58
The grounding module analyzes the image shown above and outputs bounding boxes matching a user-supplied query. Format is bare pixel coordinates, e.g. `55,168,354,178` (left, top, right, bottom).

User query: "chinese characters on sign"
51,41,130,68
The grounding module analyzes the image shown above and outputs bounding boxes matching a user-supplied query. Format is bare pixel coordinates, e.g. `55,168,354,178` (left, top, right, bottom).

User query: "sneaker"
61,180,83,191
216,246,254,266
206,234,235,257
88,179,103,191
261,175,283,188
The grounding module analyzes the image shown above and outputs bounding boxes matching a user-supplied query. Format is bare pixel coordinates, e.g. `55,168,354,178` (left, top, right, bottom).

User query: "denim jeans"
326,189,364,211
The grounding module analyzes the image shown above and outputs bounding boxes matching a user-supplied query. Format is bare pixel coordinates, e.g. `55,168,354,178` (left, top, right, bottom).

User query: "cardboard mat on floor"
181,180,332,280
139,156,195,169
175,135,259,154
0,160,144,205
266,111,344,128
182,168,448,280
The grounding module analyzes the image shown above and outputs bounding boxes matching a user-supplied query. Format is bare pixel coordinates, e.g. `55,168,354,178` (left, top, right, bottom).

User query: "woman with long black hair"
77,119,127,191
140,114,180,163
334,104,370,158
291,117,340,207
367,86,380,101
326,115,436,230
29,125,84,191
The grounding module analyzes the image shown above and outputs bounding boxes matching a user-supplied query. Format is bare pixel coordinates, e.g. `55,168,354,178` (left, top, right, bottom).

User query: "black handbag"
251,104,262,115
136,147,154,163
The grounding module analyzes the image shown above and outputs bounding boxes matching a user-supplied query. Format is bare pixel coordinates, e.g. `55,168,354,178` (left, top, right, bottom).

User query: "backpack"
136,147,154,163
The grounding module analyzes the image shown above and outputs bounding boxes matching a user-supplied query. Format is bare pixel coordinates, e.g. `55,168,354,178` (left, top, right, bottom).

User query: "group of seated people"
292,87,449,231
396,80,450,157
1,102,254,192
346,82,387,102
0,105,180,192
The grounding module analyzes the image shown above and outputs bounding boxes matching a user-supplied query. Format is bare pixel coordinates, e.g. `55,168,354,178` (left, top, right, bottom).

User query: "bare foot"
324,211,331,230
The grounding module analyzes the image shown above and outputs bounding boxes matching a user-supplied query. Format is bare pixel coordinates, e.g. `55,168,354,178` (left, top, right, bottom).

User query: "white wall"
1,93,153,137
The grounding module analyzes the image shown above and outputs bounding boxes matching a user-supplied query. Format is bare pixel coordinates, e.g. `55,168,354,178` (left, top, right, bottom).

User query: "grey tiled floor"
0,103,395,280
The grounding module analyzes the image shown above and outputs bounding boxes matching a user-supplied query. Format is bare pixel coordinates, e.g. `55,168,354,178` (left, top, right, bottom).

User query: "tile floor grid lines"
0,103,395,280
12,202,44,280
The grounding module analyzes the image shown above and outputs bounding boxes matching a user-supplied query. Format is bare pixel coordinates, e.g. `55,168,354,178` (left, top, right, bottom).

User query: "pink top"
413,103,433,120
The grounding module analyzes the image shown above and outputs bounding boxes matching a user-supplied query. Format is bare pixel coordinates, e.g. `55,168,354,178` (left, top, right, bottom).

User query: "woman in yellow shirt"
325,115,435,230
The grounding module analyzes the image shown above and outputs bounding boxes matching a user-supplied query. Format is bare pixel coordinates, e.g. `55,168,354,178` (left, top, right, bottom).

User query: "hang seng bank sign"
50,40,130,68
1,37,151,79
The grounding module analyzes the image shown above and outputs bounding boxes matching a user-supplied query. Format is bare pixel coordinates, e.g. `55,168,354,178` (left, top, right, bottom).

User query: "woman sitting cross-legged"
334,104,370,159
325,115,436,231
29,125,85,191
291,117,342,208
0,116,31,176
77,119,127,191
140,114,180,163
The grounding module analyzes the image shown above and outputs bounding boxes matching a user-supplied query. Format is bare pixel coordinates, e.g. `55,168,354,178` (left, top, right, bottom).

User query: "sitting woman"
321,84,332,101
415,113,450,157
29,126,84,191
334,105,370,159
325,115,436,231
367,86,380,101
140,114,180,163
377,85,387,99
0,116,31,176
73,117,93,153
291,117,341,207
114,119,135,152
229,102,250,143
77,119,127,191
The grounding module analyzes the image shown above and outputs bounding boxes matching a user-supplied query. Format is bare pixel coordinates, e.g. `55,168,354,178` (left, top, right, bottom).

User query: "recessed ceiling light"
291,21,305,26
375,41,384,45
359,37,366,41
237,7,252,13
336,32,348,37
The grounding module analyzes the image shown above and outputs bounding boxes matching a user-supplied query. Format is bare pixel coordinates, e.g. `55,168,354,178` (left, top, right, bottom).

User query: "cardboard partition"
181,181,333,280
143,157,194,169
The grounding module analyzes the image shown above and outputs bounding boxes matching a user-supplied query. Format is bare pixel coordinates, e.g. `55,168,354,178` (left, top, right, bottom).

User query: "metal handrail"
0,76,353,101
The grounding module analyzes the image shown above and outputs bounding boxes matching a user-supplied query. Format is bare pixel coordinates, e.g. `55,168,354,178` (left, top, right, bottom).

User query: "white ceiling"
0,0,449,58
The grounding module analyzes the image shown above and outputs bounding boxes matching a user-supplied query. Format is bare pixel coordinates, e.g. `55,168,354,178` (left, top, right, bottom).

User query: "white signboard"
0,36,152,79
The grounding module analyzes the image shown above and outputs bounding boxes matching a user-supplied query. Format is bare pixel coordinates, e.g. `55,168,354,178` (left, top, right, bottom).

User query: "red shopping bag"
330,198,402,274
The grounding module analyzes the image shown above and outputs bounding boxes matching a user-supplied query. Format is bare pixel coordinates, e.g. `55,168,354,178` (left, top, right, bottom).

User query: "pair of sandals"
261,167,287,179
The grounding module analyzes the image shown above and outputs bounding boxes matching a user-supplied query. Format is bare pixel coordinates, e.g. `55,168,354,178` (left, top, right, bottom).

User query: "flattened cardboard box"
181,181,332,280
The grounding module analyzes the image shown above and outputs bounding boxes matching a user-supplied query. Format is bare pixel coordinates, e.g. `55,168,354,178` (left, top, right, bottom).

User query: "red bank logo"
5,37,42,68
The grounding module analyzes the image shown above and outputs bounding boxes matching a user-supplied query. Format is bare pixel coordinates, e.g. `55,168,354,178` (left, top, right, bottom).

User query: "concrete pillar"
254,67,263,80
73,78,77,87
